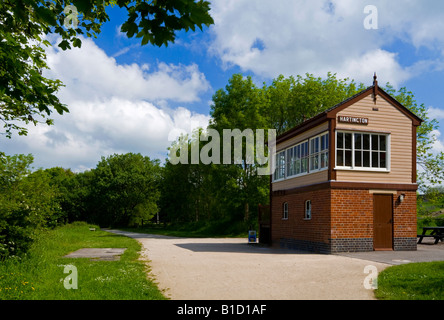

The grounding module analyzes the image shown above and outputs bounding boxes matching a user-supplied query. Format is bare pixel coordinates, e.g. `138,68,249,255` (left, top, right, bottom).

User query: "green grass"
375,261,444,300
0,222,166,300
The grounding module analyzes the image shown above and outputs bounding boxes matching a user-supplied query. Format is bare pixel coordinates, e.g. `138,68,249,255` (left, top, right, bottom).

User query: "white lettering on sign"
338,116,369,125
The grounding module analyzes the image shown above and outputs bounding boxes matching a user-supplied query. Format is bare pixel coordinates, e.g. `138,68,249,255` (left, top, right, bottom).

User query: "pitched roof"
276,77,423,144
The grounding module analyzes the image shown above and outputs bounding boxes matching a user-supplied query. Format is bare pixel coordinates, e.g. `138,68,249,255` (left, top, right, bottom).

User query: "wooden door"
373,194,393,250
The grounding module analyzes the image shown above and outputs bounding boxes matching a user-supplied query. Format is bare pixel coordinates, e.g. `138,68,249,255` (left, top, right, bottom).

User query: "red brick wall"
393,191,417,238
271,189,331,246
330,189,373,239
271,188,417,252
331,189,417,240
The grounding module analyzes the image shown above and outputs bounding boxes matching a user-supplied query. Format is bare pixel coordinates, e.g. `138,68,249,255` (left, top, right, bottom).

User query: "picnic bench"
417,226,444,244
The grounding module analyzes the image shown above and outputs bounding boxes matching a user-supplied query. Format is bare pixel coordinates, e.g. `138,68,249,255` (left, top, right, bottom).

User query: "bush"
0,200,34,260
0,154,66,260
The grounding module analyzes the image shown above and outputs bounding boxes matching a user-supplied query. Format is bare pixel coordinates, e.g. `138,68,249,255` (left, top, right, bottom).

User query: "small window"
305,200,311,220
283,202,288,220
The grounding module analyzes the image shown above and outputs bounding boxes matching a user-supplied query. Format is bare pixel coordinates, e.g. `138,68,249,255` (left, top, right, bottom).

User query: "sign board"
338,116,369,125
248,230,257,243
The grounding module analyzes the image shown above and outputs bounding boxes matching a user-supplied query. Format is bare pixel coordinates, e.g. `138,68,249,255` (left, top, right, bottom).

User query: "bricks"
330,238,373,253
271,188,417,252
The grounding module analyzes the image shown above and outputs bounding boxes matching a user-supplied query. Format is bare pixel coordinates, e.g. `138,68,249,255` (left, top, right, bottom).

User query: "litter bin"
248,230,257,243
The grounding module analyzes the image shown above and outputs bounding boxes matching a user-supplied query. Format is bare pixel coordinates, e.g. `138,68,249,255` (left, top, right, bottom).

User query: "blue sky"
2,0,444,172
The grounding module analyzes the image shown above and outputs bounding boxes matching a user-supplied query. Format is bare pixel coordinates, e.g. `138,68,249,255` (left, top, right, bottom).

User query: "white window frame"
272,131,329,182
283,202,288,220
286,140,309,178
304,200,311,220
309,132,329,173
335,130,390,172
273,150,286,181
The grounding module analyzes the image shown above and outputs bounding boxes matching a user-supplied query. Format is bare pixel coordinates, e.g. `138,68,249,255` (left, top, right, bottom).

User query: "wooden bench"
417,227,444,244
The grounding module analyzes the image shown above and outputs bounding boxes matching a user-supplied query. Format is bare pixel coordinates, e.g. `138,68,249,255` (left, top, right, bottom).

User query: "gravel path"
107,230,389,300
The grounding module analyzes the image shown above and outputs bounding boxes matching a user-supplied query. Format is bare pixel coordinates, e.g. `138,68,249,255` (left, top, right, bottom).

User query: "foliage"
60,169,96,223
0,222,166,300
118,0,214,47
88,153,162,227
0,0,214,138
0,153,34,259
161,130,225,223
375,261,444,300
0,1,67,138
0,154,62,260
264,73,365,135
0,151,165,260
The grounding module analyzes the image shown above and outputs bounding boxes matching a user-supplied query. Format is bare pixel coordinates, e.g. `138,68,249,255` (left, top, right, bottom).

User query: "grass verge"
375,261,444,300
0,222,166,300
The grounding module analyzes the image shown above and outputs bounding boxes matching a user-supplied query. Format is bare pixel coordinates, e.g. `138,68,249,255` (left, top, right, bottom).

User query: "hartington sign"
337,116,369,125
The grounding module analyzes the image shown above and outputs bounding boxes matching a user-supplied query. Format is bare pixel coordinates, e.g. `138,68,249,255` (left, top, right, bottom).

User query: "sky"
2,0,444,172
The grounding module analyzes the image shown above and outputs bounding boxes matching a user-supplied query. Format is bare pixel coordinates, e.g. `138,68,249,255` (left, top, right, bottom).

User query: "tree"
0,0,214,138
62,169,96,223
210,74,270,221
91,153,162,227
161,130,221,223
43,167,76,223
0,153,34,259
265,73,365,135
0,153,61,259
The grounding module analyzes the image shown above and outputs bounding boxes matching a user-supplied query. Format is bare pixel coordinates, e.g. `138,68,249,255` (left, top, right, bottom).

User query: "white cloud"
1,36,211,171
45,36,211,103
4,99,210,171
428,107,444,120
427,107,444,155
336,49,410,86
208,0,444,86
431,130,444,154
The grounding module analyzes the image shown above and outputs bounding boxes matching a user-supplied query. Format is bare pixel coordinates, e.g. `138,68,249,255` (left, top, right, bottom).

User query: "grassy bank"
375,261,444,300
0,222,166,300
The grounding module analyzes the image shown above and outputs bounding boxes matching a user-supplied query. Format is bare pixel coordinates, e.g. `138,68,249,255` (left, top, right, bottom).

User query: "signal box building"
270,76,422,253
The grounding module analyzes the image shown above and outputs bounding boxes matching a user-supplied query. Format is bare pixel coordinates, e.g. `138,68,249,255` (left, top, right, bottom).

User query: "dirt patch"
64,248,127,261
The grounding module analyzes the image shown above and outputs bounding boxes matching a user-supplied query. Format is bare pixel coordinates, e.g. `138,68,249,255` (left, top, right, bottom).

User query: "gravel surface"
106,230,391,300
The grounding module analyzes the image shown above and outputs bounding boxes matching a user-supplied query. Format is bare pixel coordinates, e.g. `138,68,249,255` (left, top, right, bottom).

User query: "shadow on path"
174,242,313,255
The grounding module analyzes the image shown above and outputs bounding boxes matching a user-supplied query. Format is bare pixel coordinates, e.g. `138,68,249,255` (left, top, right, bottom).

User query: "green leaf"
58,39,71,50
141,33,152,46
35,6,57,26
72,38,82,48
121,21,138,38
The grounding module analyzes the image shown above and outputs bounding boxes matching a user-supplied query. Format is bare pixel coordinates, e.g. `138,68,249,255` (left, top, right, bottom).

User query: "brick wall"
271,188,417,252
331,189,417,251
271,188,331,253
393,191,417,250
331,189,373,240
